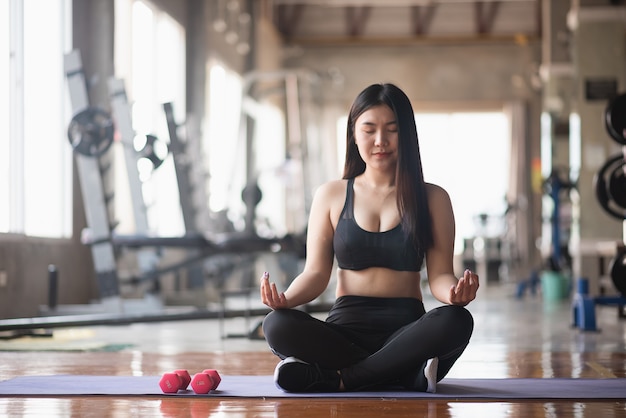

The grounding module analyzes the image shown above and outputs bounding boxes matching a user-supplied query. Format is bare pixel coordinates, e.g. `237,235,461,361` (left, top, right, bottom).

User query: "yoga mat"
0,375,624,399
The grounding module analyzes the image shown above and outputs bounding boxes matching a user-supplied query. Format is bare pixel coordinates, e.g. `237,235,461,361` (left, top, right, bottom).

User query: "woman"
260,83,479,393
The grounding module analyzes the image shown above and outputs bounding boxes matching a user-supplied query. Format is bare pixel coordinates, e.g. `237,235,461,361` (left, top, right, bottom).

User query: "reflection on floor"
28,281,623,361
0,281,625,417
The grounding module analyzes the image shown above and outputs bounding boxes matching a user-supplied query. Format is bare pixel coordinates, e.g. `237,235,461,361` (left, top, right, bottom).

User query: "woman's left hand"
449,269,479,306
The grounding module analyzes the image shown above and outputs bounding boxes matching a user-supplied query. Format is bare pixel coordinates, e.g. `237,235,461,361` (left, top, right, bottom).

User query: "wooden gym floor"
0,282,625,417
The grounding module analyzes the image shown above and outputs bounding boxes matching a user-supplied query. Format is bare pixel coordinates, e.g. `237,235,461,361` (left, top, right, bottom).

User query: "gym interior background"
1,0,624,319
0,0,626,417
0,0,625,414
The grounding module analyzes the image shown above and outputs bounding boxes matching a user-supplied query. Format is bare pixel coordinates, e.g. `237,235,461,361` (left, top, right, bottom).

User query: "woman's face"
353,104,398,172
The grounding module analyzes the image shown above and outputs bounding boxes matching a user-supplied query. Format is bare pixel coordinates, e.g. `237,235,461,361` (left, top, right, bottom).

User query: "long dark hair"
343,83,433,254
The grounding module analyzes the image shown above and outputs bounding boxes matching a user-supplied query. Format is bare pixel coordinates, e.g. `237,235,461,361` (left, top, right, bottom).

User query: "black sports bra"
333,178,422,272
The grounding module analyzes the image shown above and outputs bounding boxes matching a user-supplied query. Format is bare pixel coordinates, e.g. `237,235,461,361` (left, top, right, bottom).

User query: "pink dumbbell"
203,369,221,389
190,369,222,394
159,369,191,393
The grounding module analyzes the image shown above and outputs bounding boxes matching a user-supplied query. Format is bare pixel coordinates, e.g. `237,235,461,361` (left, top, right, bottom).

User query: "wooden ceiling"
271,0,541,45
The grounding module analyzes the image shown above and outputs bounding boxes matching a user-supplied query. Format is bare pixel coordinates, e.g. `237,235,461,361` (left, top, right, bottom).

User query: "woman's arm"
424,184,479,306
261,182,337,309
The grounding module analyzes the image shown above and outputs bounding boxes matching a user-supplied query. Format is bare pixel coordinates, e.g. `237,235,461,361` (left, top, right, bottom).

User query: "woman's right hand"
260,271,288,310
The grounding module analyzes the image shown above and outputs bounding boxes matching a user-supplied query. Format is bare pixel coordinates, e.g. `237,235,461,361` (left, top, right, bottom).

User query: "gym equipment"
238,69,325,232
176,370,192,388
572,277,626,332
542,169,575,271
203,369,221,389
190,370,220,394
595,92,626,219
605,93,626,145
608,246,626,296
19,59,319,333
93,229,305,285
135,133,168,170
0,299,334,331
159,370,191,393
48,264,58,310
579,93,626,330
67,106,115,157
163,101,207,288
64,49,121,302
594,153,626,220
158,373,182,393
108,77,161,278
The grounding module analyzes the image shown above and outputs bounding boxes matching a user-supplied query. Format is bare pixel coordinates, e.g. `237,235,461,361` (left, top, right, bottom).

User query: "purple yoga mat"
0,375,624,399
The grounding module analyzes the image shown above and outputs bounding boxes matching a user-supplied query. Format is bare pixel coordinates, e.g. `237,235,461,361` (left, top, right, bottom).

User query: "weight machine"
0,56,331,335
542,169,575,273
57,49,123,314
572,93,626,331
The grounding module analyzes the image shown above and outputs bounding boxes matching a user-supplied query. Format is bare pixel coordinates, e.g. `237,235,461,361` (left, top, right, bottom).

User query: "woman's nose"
374,130,388,146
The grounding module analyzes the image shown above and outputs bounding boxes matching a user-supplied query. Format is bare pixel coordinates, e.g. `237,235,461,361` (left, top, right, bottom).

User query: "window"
207,62,244,217
417,112,510,253
0,0,73,238
114,0,186,236
206,63,288,235
0,1,10,233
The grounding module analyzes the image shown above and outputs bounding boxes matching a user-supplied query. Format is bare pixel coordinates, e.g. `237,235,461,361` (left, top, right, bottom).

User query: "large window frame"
113,0,186,237
0,0,73,238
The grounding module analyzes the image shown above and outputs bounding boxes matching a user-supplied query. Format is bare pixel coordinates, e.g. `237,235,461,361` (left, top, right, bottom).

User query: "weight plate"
137,134,169,169
594,153,626,220
67,107,115,157
609,251,626,297
605,93,626,145
608,165,626,209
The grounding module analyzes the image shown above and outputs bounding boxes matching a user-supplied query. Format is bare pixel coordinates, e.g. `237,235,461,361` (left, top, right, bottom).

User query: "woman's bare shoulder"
312,179,348,222
314,179,347,199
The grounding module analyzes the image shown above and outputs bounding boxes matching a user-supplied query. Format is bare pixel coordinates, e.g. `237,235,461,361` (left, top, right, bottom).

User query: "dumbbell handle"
159,373,184,393
159,369,191,393
202,369,221,390
174,369,191,389
190,369,222,394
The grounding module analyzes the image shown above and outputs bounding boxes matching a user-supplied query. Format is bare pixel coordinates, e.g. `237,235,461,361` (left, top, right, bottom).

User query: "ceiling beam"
273,0,533,5
411,4,438,36
345,6,372,37
276,4,306,40
281,33,540,47
475,1,502,34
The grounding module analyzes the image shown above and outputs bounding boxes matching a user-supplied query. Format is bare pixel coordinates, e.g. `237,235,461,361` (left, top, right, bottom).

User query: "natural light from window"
23,0,72,238
1,0,72,238
207,62,243,220
417,112,510,253
0,1,10,233
125,0,185,237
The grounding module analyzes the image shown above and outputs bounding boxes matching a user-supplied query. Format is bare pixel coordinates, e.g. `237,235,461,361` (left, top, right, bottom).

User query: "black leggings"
262,295,474,391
